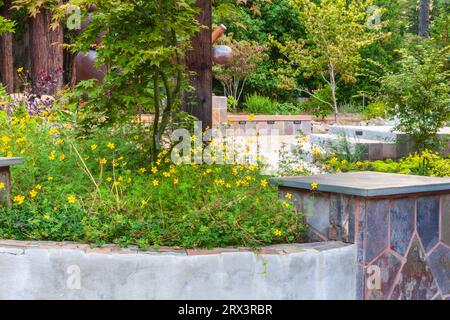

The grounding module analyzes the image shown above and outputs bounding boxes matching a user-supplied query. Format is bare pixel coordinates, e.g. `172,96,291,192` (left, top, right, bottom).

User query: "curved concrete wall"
0,241,356,300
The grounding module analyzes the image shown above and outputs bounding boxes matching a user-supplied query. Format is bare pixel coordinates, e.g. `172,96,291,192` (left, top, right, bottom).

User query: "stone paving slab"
272,172,450,197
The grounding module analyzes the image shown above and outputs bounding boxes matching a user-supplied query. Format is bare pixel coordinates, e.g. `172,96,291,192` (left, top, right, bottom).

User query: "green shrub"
300,86,334,118
363,101,389,120
0,111,306,248
381,42,450,150
325,150,450,177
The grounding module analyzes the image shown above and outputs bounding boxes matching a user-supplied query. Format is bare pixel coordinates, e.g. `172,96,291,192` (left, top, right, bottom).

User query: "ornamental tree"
272,0,385,121
213,36,267,111
54,0,200,162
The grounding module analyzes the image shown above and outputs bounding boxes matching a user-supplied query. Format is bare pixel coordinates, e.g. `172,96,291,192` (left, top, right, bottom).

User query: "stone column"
272,172,450,300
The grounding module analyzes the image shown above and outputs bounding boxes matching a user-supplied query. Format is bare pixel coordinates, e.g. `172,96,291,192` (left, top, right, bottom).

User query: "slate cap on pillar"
270,172,450,197
0,157,24,167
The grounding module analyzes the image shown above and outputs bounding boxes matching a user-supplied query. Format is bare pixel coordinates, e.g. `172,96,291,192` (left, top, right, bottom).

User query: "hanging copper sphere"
212,45,233,65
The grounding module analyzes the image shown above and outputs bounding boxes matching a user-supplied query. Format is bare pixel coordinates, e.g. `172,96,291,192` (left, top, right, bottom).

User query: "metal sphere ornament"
212,45,233,65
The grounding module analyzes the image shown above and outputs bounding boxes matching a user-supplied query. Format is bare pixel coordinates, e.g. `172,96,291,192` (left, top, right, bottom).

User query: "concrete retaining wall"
0,240,356,300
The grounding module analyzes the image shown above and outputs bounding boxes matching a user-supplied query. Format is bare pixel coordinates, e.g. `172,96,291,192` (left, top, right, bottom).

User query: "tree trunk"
0,0,14,93
419,0,430,37
29,2,64,94
329,66,339,123
184,0,212,130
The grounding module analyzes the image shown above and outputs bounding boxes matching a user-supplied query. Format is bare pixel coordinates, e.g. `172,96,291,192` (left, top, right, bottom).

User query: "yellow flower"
190,135,197,142
133,135,139,141
17,67,24,73
91,144,98,151
152,179,159,187
311,182,318,191
67,195,76,204
274,229,282,237
173,178,179,185
7,151,13,158
285,193,292,199
312,148,321,157
299,136,309,143
13,195,25,205
260,179,268,187
0,182,5,190
330,157,338,164
29,190,38,199
59,154,65,161
100,158,107,165
48,151,55,161
163,172,170,178
225,183,231,189
43,214,51,221
151,166,158,174
106,177,113,182
107,142,115,150
341,160,348,165
283,201,290,207
139,167,147,174
47,176,54,181
49,128,59,135
55,139,63,145
248,114,255,121
35,184,42,190
141,199,148,207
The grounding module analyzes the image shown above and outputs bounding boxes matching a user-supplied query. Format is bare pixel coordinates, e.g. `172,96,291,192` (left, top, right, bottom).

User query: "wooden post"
0,158,24,207
0,166,12,207
184,0,212,130
0,0,14,93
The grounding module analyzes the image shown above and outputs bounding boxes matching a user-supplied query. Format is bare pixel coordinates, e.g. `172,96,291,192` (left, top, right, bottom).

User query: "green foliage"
272,0,385,118
299,86,333,118
0,15,14,35
243,93,299,115
213,36,267,111
54,0,200,162
363,100,389,120
0,111,306,248
325,150,450,178
381,42,450,150
244,93,277,114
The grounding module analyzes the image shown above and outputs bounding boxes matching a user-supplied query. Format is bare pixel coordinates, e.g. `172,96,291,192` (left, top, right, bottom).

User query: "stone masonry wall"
279,187,450,300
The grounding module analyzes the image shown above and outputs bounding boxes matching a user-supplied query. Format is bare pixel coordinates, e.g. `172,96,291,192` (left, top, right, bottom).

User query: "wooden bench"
0,157,24,207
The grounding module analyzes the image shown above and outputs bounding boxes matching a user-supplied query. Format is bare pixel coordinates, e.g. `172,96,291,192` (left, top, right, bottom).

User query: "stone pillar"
272,172,450,300
212,96,228,127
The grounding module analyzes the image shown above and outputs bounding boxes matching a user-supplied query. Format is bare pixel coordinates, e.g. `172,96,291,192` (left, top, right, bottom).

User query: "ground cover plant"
0,110,306,248
323,150,450,178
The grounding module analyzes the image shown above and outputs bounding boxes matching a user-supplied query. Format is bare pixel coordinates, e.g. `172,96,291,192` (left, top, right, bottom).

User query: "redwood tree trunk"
0,0,14,93
29,3,64,93
419,0,430,37
184,0,212,130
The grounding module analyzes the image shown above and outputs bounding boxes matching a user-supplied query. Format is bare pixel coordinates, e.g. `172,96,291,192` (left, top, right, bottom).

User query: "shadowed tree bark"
419,0,430,37
29,1,63,93
0,0,14,93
